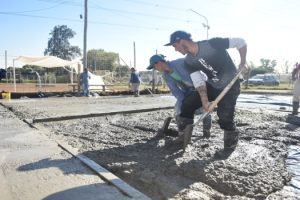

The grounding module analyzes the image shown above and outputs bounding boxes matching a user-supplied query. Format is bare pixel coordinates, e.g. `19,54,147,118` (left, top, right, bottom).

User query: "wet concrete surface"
238,94,293,111
0,104,148,200
1,94,300,199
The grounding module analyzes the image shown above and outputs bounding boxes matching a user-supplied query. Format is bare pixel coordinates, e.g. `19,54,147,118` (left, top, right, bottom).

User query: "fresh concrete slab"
0,105,150,200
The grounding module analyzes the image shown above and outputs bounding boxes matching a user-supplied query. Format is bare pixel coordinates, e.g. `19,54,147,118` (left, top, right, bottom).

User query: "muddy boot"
157,117,171,138
183,124,193,150
175,116,194,150
134,91,139,97
224,129,239,151
292,101,299,115
158,117,179,137
202,114,212,138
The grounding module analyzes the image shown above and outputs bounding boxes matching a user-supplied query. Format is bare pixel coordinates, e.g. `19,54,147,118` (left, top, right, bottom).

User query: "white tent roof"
15,56,81,73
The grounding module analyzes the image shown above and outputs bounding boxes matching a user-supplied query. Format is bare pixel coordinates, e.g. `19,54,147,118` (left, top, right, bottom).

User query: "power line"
89,2,200,23
0,11,182,31
3,1,72,14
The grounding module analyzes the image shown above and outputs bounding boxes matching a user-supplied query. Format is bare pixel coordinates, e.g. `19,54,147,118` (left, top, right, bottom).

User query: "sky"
1,0,300,72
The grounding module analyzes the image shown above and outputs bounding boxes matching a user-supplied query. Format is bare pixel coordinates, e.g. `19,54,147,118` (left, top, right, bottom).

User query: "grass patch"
241,83,293,91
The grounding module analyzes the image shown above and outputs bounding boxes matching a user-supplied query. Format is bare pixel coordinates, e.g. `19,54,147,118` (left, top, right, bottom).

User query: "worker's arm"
190,71,209,112
196,85,209,112
229,38,247,72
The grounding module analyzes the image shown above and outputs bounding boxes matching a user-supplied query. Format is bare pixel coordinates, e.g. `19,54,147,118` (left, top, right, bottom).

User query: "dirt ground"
16,107,296,199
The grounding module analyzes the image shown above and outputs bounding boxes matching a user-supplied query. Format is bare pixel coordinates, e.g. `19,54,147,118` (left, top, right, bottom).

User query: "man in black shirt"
165,30,247,151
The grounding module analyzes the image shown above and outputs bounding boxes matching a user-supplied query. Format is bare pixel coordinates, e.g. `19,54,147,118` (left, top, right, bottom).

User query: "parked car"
246,74,280,86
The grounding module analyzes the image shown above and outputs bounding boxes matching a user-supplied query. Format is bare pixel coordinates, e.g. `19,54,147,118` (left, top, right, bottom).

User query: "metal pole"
151,50,157,92
189,9,210,39
133,41,136,68
5,50,8,83
13,59,16,92
83,0,88,68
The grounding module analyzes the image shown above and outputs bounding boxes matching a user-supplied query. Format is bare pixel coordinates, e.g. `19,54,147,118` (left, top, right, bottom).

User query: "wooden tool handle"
208,70,243,112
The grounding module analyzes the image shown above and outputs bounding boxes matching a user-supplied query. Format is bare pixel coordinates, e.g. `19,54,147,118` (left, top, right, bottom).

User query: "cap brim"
164,42,173,46
147,65,154,70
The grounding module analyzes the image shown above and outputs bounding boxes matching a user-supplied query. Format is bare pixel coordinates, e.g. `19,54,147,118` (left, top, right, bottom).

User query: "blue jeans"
180,81,240,131
82,84,90,96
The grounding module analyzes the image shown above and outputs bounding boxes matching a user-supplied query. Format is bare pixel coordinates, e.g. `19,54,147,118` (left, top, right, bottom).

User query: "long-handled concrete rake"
183,68,246,150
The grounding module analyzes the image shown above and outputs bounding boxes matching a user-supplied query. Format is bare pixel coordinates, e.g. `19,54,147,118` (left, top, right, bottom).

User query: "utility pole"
133,41,136,69
83,0,88,69
13,59,16,92
5,50,8,83
189,9,210,39
151,50,157,92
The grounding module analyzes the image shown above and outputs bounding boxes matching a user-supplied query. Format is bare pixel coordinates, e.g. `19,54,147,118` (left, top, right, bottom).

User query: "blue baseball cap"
164,30,192,46
147,54,166,70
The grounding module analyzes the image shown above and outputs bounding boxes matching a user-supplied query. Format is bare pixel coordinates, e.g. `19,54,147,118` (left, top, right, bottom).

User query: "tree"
44,25,81,60
280,60,292,74
259,58,277,72
87,49,119,72
250,58,277,76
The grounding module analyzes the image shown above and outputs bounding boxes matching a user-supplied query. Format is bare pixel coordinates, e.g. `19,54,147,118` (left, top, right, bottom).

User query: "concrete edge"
30,123,151,200
31,106,174,123
56,140,151,200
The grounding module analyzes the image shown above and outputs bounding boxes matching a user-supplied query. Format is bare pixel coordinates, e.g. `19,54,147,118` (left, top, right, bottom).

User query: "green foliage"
87,49,119,72
18,65,46,81
55,75,70,83
250,58,277,76
242,83,292,91
21,65,45,74
115,65,130,77
250,68,268,76
44,25,81,60
259,58,277,72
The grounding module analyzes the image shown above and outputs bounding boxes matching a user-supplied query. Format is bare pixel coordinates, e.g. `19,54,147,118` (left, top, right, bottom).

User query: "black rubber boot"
203,114,212,138
292,101,299,115
175,116,194,150
224,129,239,150
176,116,193,133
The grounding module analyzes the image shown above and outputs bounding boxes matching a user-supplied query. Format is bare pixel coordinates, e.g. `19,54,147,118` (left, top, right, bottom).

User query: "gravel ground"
32,108,300,200
2,96,299,199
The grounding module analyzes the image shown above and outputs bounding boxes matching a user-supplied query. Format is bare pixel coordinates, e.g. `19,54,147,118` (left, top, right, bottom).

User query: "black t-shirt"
185,38,237,89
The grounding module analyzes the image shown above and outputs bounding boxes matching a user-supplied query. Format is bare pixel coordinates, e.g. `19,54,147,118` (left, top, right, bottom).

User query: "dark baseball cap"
164,30,192,46
147,54,166,70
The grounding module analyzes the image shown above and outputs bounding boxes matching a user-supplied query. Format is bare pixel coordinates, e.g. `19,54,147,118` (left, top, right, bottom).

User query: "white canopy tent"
12,56,82,92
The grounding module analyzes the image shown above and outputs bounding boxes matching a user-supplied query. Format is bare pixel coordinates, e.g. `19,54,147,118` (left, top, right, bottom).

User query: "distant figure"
0,69,6,81
80,68,91,97
291,63,300,115
129,67,141,97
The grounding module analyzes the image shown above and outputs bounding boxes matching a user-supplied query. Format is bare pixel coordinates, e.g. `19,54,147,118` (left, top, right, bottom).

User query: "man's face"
154,61,170,73
172,40,187,55
153,61,164,72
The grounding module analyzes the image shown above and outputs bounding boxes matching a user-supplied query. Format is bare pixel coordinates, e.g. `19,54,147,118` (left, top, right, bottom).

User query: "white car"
246,74,280,86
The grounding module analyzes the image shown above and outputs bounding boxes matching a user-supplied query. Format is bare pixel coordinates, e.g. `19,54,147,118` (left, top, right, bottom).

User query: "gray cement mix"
0,102,145,200
1,95,300,199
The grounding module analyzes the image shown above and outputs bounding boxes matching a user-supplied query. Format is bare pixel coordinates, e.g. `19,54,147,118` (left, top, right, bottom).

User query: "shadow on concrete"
17,157,94,176
42,183,127,200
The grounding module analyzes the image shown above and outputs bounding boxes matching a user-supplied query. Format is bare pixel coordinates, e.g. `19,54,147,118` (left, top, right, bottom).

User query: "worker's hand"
238,63,248,72
238,63,248,79
202,101,210,113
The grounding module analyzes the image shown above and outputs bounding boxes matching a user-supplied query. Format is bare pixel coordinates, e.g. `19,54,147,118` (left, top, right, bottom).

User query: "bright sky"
1,0,300,72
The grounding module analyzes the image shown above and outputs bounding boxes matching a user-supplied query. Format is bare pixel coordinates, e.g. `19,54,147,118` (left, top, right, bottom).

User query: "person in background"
129,67,141,97
291,62,300,115
165,30,247,152
147,54,212,138
79,67,91,97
